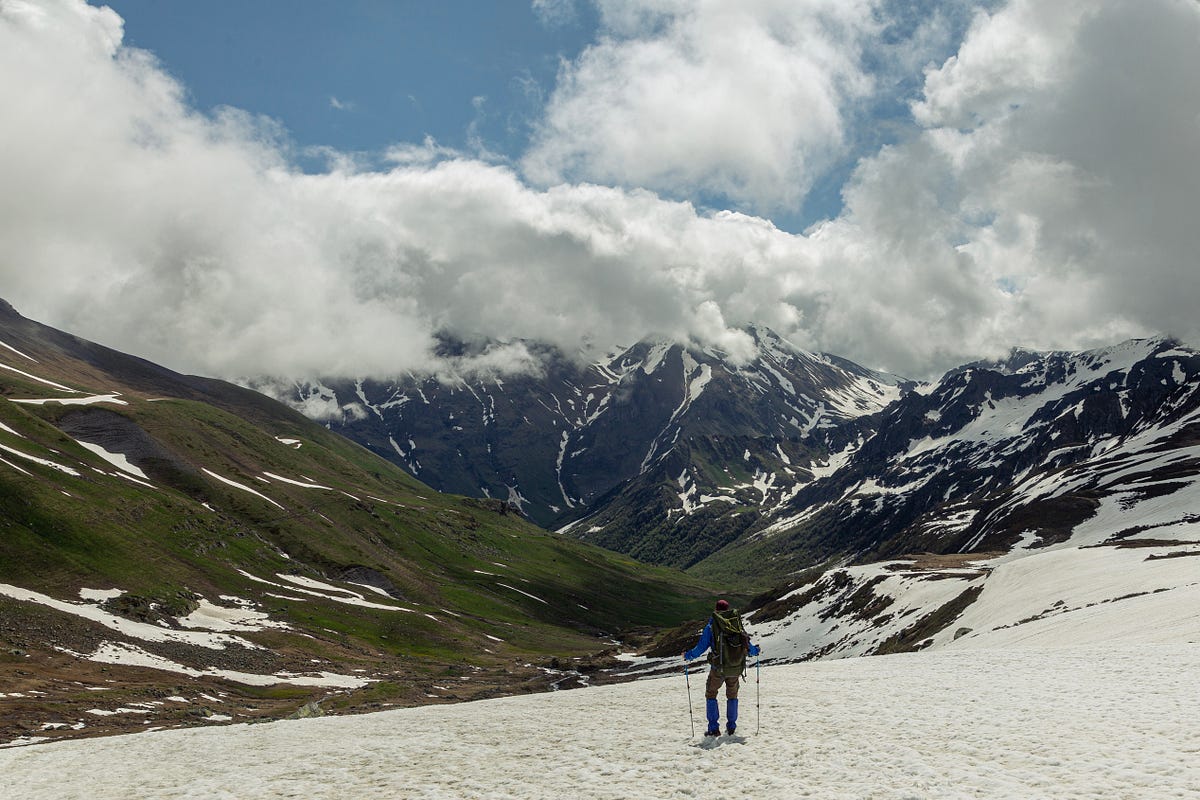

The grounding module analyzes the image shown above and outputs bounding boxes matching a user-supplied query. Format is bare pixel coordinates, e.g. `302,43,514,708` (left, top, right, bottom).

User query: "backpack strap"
709,614,723,669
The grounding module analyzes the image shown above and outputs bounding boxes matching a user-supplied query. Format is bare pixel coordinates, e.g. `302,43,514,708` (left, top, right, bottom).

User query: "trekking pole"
684,661,695,738
755,653,761,735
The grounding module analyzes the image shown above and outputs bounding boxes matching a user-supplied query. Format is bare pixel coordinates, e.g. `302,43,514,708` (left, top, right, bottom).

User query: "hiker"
682,599,761,736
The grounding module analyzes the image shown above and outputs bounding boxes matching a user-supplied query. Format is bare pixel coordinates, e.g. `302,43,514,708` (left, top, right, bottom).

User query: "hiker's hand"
681,651,687,661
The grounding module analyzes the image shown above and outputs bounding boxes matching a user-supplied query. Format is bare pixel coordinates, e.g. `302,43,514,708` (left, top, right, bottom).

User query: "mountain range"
733,336,1200,662
266,327,1200,668
263,329,1200,581
258,327,908,575
4,298,1198,748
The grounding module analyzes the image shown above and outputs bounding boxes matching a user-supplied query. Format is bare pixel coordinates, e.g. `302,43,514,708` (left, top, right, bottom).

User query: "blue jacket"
685,618,760,662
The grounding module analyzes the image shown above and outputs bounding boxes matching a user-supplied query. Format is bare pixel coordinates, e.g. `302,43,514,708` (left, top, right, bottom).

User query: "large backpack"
709,608,750,677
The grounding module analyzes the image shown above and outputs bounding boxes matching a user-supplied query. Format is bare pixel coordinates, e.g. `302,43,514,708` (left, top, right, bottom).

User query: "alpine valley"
0,299,718,747
265,327,1200,667
3,298,1199,749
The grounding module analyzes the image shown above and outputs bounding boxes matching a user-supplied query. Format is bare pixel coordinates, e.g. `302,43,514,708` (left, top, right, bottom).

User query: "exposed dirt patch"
822,576,894,623
965,491,1102,553
873,585,984,655
881,553,999,572
745,563,828,623
0,638,609,747
636,620,708,659
1103,538,1193,549
1146,550,1200,561
752,570,851,624
54,407,204,493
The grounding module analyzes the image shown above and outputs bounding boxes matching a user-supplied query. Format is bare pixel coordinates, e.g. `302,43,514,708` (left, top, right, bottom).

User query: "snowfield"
2,643,1197,799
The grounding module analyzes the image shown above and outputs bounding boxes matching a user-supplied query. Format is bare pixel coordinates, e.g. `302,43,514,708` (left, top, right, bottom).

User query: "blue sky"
103,1,600,172
98,0,981,232
3,1,1199,380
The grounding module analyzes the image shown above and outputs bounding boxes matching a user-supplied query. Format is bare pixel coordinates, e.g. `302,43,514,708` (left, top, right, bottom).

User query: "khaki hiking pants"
705,669,740,700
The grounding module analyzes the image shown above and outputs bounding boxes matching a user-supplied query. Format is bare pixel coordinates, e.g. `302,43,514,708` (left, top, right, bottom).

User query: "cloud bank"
522,0,880,213
1,0,1198,381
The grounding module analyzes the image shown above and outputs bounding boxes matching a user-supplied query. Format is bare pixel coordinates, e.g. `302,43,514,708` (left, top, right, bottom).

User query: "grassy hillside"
0,302,717,744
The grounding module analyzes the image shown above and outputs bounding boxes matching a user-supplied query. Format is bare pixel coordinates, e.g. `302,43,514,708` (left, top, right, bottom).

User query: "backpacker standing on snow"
683,599,761,736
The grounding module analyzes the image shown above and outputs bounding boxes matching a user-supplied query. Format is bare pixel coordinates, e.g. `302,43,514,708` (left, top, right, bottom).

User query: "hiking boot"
726,724,736,735
704,728,720,737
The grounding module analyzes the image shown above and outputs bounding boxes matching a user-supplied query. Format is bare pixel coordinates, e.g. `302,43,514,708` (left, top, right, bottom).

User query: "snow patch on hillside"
78,588,124,602
0,584,260,650
236,571,416,613
74,641,370,689
747,514,1200,664
11,393,125,406
0,442,80,476
202,468,285,510
0,338,37,362
261,472,333,491
750,560,984,661
934,546,1200,650
178,599,290,633
75,441,150,481
641,343,671,374
0,362,76,392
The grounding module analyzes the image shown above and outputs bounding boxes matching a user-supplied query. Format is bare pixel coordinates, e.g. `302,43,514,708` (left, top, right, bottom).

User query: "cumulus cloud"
1,0,1198,383
809,0,1200,366
522,0,881,213
0,0,806,376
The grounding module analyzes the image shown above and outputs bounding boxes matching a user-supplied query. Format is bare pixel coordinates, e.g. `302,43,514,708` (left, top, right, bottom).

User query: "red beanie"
715,599,730,611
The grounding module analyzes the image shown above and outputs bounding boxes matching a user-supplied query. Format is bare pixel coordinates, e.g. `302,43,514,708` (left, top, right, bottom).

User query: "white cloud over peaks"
522,0,880,212
0,0,813,378
3,0,1200,383
836,0,1200,359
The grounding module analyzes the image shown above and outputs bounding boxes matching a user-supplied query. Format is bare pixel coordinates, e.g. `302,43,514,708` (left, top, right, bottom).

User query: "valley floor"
2,643,1197,799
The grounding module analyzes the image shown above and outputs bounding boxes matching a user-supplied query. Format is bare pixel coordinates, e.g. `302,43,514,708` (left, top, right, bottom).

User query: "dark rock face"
269,334,1200,583
56,407,204,492
734,337,1200,575
261,328,906,568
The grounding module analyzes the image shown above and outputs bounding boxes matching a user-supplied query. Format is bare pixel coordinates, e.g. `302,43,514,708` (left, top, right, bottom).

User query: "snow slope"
749,540,1200,662
1,643,1196,799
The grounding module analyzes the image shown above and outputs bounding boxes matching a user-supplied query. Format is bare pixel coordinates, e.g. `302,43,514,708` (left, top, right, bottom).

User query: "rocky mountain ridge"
271,330,1200,598
607,338,1200,666
260,327,907,571
719,337,1200,575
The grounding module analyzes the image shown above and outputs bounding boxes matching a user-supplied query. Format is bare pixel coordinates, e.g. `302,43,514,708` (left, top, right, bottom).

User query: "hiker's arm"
683,621,713,661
